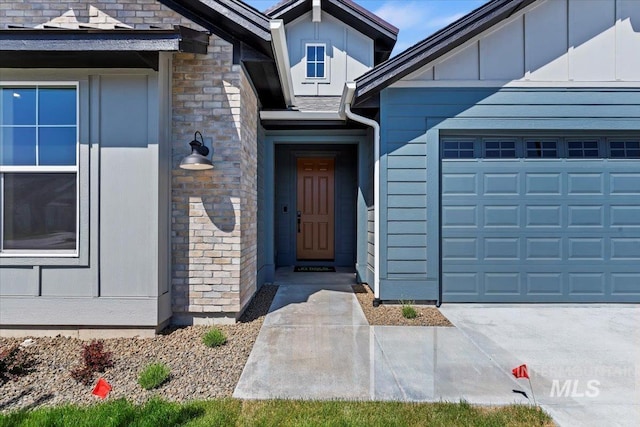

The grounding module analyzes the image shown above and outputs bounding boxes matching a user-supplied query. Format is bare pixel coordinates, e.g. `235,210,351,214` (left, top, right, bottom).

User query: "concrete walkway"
234,270,527,404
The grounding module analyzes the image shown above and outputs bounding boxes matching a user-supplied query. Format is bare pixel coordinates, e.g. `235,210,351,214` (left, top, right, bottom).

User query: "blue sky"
245,0,485,55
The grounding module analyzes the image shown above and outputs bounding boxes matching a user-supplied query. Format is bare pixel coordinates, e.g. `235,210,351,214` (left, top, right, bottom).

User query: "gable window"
0,85,78,255
306,43,326,79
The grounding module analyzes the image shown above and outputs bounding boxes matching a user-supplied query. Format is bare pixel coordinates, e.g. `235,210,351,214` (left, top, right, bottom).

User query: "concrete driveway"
439,304,640,427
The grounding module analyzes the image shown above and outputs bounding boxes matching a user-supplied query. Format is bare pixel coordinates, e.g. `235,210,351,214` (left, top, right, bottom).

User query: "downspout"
340,82,381,302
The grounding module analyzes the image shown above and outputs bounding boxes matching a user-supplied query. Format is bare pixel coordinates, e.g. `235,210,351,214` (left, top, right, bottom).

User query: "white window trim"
303,41,330,83
0,81,80,258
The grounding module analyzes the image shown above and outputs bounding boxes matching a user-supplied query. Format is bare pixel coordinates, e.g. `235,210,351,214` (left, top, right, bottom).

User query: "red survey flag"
92,378,112,399
512,364,529,379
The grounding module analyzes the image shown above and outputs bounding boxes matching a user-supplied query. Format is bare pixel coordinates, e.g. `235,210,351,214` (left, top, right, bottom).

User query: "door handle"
297,211,301,233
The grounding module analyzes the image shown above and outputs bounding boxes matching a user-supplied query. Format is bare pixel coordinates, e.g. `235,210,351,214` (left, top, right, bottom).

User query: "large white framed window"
305,43,326,79
0,83,79,256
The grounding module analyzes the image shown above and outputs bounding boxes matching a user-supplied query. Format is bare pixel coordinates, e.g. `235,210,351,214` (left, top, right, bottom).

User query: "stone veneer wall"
171,51,260,324
1,0,260,325
239,72,259,310
0,1,186,27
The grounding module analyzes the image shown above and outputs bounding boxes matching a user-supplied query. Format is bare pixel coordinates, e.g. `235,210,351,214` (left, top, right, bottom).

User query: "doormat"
294,266,336,272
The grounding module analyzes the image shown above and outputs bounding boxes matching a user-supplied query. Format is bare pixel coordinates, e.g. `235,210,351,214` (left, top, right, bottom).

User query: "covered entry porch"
257,132,374,287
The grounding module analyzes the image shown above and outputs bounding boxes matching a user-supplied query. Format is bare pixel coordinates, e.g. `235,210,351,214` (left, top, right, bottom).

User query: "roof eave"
0,25,209,54
159,0,273,57
353,0,538,105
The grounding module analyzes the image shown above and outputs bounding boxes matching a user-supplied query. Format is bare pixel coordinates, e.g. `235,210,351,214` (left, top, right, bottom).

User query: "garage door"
441,136,640,302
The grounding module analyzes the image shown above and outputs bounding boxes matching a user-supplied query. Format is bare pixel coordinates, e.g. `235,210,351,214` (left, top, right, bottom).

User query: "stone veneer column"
171,36,259,325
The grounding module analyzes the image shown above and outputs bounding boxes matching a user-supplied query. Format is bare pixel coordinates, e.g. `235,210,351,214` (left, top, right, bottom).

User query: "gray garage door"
441,136,640,302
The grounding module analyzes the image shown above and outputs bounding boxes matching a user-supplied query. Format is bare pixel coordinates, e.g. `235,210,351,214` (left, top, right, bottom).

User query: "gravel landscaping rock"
353,284,453,327
0,285,278,412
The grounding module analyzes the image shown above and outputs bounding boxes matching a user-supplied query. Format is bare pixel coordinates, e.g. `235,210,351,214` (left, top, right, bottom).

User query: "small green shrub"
0,345,35,384
401,303,418,319
202,328,227,348
70,340,114,385
138,363,171,390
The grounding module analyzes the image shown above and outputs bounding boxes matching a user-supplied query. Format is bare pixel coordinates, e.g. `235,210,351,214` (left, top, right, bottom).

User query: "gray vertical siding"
0,69,171,326
379,87,640,301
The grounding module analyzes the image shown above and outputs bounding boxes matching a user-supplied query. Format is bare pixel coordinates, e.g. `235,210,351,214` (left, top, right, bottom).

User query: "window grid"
306,44,326,79
609,141,640,158
484,140,516,158
440,136,640,159
567,140,599,158
1,86,78,168
0,83,79,256
526,140,558,158
442,140,474,159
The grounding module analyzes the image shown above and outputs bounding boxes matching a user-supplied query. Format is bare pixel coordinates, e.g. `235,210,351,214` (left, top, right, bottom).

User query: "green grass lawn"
0,398,551,427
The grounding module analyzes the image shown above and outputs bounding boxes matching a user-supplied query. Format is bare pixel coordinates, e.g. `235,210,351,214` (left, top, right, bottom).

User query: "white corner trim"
312,0,322,22
270,19,296,108
259,110,343,121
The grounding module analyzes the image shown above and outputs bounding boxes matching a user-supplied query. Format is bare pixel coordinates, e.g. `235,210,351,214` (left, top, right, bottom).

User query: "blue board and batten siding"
379,87,640,302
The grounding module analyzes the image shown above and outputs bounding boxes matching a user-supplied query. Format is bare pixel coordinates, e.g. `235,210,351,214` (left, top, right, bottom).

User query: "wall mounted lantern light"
179,131,213,170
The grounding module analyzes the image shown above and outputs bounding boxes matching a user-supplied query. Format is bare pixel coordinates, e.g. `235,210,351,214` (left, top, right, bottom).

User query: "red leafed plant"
0,345,35,385
70,340,114,385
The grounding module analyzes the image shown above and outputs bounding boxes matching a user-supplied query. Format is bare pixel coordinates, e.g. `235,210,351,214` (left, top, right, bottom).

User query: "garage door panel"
611,206,640,226
483,173,519,194
442,237,478,260
609,173,640,195
525,206,562,227
610,238,640,259
526,273,564,295
525,173,562,195
441,173,477,194
484,205,520,227
568,173,604,194
611,274,640,294
568,273,606,295
441,206,478,227
484,238,520,260
442,157,640,302
442,273,479,294
484,273,521,294
568,206,604,227
526,238,562,260
568,238,605,260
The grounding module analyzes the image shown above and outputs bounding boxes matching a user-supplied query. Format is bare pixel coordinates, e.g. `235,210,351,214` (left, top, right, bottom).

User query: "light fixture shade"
180,153,213,170
179,131,213,170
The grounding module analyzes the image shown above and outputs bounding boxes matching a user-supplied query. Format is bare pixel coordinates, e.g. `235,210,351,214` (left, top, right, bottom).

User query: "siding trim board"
380,86,640,303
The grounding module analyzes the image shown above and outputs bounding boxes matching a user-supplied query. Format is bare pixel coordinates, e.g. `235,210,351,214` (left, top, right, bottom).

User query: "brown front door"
296,157,335,260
